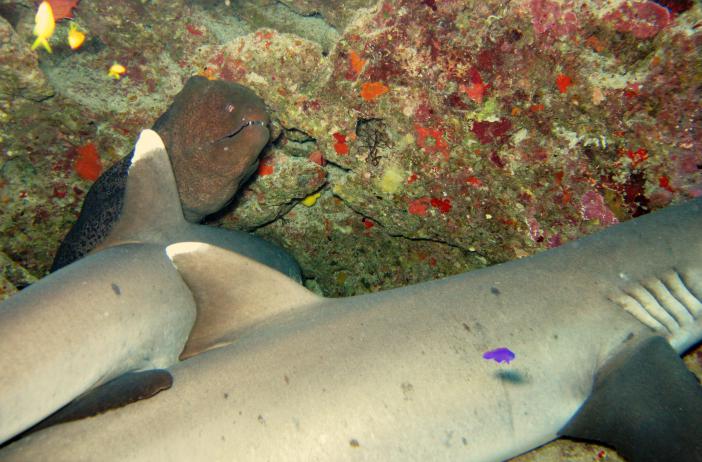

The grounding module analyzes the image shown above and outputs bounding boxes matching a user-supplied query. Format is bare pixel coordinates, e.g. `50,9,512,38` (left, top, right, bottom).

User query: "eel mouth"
214,119,269,144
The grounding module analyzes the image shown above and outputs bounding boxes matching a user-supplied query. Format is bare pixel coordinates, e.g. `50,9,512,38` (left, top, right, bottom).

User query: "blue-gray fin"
95,129,186,248
558,336,702,462
5,370,172,445
50,152,133,271
165,242,322,359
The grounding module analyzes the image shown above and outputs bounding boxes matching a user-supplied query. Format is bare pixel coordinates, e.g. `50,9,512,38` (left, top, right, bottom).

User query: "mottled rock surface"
0,14,53,101
0,1,701,459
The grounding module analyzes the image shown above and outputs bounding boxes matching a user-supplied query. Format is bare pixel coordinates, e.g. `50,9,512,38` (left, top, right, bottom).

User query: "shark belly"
0,244,196,444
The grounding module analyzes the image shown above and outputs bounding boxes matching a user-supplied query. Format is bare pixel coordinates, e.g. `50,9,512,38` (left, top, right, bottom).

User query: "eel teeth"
215,119,269,142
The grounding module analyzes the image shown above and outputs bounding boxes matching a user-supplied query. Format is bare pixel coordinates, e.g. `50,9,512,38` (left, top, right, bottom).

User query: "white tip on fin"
98,129,186,248
166,242,321,359
133,129,167,163
165,242,210,261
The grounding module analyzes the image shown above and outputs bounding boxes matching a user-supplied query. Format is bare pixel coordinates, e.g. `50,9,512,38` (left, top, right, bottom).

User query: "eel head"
153,76,270,221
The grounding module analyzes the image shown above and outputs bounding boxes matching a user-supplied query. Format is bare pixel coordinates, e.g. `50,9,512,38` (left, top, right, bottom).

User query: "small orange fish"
108,63,126,79
67,23,85,50
31,1,55,53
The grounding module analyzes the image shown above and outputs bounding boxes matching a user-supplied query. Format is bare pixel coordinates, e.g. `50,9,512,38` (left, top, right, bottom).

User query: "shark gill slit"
611,269,702,335
673,269,702,316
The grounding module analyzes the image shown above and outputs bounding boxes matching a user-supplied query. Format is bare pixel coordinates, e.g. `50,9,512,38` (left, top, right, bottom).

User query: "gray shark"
0,129,300,444
4,195,701,461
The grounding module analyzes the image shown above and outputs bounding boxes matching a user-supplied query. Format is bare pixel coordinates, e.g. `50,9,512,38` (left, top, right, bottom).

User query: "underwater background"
0,1,701,460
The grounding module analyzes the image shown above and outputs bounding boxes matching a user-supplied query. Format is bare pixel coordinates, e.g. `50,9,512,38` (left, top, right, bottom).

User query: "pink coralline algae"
529,0,579,38
527,216,544,243
333,133,349,155
658,176,674,193
430,197,452,214
652,0,693,14
555,74,573,94
580,191,619,226
471,119,512,145
460,69,489,104
466,176,483,188
308,151,326,166
625,147,649,168
408,197,431,216
604,1,671,39
547,234,563,248
415,125,450,160
489,151,506,169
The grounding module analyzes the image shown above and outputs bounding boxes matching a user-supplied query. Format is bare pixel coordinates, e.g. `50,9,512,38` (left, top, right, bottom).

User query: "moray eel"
51,76,270,271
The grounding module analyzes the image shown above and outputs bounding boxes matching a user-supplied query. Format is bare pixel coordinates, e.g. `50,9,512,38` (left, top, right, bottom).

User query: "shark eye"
225,104,236,113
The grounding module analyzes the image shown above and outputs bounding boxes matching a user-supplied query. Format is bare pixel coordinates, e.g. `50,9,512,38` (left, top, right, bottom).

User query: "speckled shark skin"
0,130,301,445
4,197,701,461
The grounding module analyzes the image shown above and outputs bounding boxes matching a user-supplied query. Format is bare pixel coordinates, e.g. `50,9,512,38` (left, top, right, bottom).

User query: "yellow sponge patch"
378,166,405,194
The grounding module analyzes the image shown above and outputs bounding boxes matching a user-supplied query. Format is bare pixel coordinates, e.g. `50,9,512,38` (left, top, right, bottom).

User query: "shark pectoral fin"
558,336,702,462
166,242,322,360
97,129,186,249
17,370,173,440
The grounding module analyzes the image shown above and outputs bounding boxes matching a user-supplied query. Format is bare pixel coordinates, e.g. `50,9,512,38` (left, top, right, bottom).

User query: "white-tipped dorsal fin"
99,129,186,247
166,242,322,359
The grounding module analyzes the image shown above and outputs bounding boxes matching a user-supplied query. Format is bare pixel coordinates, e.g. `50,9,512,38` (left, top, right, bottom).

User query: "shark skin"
0,243,196,445
0,129,300,445
4,198,701,461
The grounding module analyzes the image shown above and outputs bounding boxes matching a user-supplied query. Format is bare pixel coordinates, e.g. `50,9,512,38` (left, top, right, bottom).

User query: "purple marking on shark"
483,347,516,364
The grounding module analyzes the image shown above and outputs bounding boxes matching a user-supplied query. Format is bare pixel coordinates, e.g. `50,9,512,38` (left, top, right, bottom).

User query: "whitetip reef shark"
0,129,301,445
1,134,700,460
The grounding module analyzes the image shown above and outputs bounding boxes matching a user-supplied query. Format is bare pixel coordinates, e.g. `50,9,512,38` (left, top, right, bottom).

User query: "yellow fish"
31,1,55,53
108,63,126,79
68,23,85,50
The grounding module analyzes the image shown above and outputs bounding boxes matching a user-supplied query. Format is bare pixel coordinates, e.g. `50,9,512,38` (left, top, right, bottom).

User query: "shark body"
3,191,701,460
0,130,300,444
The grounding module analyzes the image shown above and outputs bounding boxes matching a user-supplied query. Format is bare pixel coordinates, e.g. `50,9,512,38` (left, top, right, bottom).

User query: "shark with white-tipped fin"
4,185,701,460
